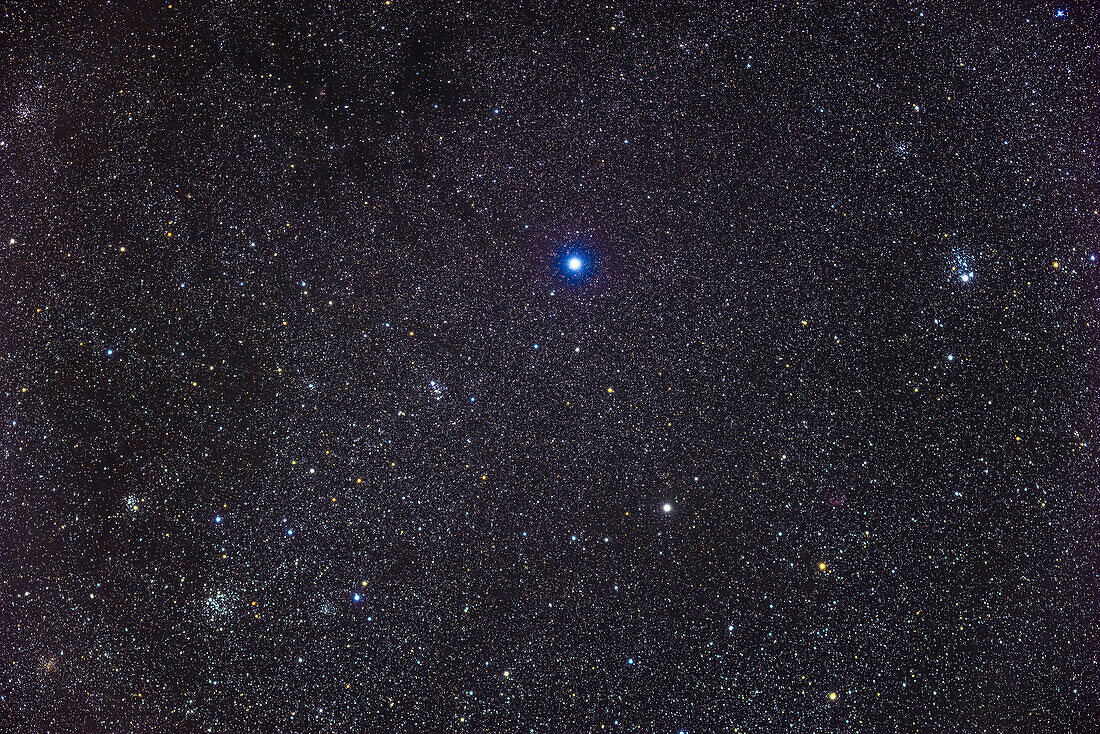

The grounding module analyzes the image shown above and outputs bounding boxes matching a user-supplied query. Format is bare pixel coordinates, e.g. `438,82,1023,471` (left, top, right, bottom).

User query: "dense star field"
1,3,1096,732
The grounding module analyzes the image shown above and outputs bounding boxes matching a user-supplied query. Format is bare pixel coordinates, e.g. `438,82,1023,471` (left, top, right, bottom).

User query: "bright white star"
567,256,583,271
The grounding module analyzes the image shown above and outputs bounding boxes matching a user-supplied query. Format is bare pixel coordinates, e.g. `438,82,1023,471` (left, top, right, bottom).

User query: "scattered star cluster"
1,3,1095,732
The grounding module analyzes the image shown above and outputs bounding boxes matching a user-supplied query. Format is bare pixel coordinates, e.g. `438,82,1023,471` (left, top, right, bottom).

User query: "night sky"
1,3,1096,732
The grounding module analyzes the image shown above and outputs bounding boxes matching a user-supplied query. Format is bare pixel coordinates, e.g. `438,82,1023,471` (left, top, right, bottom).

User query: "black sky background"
0,2,1097,732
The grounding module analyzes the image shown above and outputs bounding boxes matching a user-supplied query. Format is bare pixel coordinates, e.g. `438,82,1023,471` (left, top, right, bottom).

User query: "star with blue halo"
561,247,594,278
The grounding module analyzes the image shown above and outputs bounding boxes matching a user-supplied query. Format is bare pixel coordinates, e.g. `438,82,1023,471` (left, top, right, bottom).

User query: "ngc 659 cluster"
0,3,1094,733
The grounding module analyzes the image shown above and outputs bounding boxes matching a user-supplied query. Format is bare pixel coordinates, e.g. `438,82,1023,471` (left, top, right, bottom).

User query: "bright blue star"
214,515,223,524
352,593,362,603
567,256,583,272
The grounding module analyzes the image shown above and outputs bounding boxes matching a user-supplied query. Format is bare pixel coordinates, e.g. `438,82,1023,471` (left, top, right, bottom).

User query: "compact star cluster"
1,4,1091,734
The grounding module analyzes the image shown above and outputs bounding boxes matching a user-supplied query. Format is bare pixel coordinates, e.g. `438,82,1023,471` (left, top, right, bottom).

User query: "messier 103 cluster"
0,3,1095,733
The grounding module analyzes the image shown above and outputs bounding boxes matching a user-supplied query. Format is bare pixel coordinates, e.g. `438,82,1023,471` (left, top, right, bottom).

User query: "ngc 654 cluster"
0,3,1094,733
